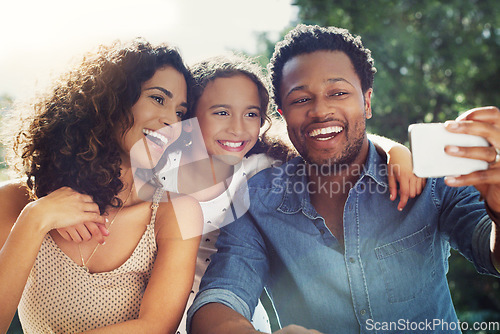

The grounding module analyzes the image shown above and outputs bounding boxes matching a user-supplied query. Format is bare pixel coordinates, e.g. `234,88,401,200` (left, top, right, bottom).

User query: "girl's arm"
368,134,426,211
0,183,105,334
82,194,203,334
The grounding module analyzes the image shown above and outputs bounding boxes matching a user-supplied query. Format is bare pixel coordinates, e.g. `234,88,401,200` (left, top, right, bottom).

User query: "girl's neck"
176,152,236,201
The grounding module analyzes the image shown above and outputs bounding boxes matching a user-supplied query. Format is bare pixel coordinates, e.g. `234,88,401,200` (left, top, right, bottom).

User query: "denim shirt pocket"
374,225,436,303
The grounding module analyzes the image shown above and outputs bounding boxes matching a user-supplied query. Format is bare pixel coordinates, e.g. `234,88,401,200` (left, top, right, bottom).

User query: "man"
187,24,500,333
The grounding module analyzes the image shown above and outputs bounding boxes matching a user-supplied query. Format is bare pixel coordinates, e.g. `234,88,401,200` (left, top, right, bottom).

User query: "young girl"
0,40,202,333
157,54,425,333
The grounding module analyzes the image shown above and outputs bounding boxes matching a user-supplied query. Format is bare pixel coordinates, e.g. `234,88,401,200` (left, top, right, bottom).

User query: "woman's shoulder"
155,191,203,241
0,179,31,234
0,179,31,213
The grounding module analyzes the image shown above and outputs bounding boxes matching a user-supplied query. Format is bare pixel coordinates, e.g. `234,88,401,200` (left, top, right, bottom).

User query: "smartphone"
408,123,489,178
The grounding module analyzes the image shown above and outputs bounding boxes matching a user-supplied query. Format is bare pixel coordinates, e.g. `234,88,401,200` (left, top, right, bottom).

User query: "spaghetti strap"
150,186,163,225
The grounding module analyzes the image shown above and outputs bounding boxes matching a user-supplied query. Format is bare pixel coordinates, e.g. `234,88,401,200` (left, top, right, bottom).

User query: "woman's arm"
368,134,426,211
0,183,105,334
82,194,203,334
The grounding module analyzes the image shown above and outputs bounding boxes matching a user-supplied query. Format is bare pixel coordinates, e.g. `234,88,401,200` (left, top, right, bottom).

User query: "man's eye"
292,97,310,104
151,95,164,105
329,92,348,97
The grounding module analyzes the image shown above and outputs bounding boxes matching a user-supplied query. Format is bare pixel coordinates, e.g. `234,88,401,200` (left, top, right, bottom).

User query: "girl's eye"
214,110,229,116
176,111,185,118
151,95,165,105
246,112,260,118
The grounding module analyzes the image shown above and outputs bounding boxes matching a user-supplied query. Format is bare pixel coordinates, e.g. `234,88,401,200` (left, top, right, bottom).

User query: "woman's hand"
386,144,426,211
22,187,107,234
56,222,109,244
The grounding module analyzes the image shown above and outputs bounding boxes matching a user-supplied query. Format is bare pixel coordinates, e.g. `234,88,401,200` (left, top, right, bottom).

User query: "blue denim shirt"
187,142,498,334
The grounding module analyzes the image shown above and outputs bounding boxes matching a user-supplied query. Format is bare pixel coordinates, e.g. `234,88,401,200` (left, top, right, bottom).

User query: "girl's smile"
194,74,262,165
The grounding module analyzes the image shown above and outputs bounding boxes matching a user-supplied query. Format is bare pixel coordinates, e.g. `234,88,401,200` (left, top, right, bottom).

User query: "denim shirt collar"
278,140,388,216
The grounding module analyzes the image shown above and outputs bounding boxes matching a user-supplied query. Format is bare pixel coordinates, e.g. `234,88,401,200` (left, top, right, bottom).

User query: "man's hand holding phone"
441,107,500,212
410,106,500,209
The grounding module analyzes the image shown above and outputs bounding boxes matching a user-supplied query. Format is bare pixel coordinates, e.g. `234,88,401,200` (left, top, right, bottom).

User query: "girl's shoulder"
242,153,283,179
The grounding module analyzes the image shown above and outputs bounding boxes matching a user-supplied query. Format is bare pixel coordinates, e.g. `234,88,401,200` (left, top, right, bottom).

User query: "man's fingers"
456,106,500,122
445,120,500,148
445,168,500,187
445,145,498,163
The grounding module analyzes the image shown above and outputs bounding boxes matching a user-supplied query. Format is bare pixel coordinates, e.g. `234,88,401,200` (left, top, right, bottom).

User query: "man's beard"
301,118,367,175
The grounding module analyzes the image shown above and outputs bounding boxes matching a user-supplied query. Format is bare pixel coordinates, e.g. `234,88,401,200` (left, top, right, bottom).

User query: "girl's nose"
228,116,244,135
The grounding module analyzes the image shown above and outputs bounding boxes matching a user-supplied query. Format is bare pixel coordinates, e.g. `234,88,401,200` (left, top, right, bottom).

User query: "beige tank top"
18,191,161,334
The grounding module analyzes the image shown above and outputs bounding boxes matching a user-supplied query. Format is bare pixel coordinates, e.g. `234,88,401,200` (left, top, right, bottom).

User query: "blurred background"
2,0,499,333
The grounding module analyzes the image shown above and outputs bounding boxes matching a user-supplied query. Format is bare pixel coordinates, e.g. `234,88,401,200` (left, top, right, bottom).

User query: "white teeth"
143,129,169,146
308,126,343,138
220,141,244,148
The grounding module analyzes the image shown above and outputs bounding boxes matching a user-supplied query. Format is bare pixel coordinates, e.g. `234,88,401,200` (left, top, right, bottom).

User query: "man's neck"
306,140,370,245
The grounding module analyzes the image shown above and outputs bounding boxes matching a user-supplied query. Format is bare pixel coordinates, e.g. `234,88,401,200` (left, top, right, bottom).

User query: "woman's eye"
176,111,185,118
151,95,165,105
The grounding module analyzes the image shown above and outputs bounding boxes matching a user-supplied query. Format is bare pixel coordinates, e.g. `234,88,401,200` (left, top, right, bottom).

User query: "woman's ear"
183,119,193,133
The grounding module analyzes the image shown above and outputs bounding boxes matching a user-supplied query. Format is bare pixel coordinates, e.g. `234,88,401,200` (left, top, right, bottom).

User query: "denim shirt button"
360,309,366,316
349,257,355,263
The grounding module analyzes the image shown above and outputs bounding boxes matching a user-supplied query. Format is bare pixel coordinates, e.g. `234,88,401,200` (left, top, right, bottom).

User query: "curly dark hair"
268,24,377,110
8,39,193,213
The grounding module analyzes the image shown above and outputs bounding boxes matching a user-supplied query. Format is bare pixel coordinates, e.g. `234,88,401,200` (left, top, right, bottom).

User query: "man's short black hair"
268,24,377,109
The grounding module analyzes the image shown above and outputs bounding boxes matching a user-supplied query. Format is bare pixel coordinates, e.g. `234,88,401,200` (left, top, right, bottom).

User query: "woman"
0,39,202,333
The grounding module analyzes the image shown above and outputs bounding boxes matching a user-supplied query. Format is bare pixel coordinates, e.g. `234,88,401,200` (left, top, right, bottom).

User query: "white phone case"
408,123,489,178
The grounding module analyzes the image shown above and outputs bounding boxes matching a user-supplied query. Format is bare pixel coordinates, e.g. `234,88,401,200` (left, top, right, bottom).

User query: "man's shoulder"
247,156,303,189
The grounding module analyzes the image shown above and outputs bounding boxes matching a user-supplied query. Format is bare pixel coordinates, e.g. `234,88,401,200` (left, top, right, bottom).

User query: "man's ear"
364,88,373,119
